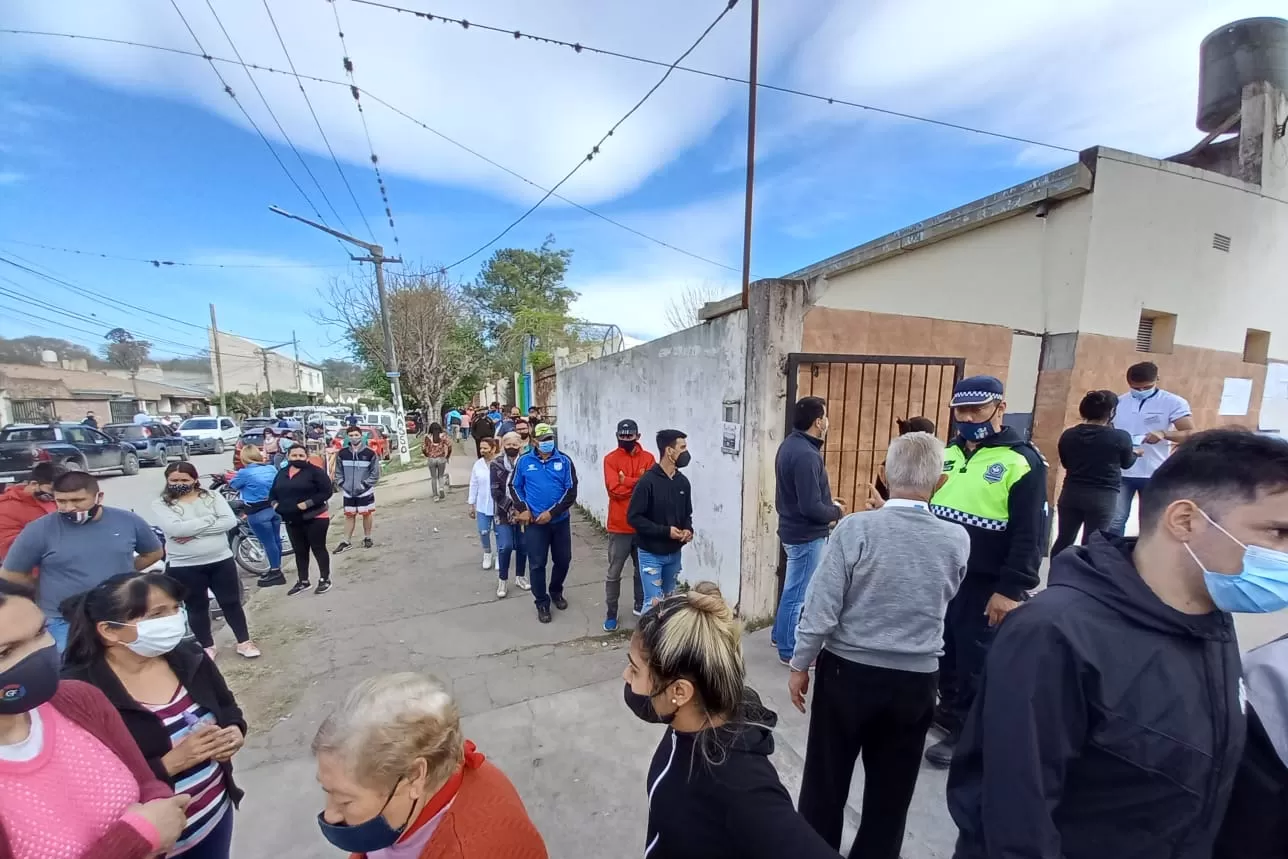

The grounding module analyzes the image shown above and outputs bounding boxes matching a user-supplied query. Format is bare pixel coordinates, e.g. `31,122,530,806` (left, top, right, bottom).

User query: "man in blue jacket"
508,422,579,624
774,396,844,665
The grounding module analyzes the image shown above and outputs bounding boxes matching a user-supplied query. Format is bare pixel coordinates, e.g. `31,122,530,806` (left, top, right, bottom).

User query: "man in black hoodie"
925,375,1048,767
627,429,693,610
948,429,1288,859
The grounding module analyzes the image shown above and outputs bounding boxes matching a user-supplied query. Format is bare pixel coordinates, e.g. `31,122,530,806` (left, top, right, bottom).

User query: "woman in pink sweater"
0,580,190,859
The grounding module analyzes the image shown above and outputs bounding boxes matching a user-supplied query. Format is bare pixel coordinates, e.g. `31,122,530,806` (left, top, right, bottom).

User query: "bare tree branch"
664,281,729,332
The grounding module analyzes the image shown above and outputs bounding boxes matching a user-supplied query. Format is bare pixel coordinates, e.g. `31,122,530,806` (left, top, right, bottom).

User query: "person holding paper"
1110,361,1195,535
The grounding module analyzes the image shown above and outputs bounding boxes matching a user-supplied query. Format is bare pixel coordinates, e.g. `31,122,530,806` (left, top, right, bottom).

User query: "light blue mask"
1130,387,1157,401
1186,508,1288,613
537,440,555,455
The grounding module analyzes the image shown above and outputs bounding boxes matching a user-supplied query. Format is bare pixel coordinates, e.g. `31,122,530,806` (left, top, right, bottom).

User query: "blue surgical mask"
316,780,415,854
1185,508,1288,613
537,440,555,455
955,419,997,442
1130,387,1157,401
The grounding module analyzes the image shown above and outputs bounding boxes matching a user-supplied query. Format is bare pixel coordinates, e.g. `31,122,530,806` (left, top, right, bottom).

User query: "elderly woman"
313,673,547,858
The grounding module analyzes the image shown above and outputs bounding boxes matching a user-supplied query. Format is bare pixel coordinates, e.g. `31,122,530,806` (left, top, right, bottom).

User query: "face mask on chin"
60,504,101,525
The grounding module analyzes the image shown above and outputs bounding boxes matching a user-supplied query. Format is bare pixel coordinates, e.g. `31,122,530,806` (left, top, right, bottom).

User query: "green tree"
319,358,366,391
465,237,579,376
101,329,152,399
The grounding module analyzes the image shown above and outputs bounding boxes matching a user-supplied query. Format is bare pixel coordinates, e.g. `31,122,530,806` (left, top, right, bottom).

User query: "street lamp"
269,206,411,465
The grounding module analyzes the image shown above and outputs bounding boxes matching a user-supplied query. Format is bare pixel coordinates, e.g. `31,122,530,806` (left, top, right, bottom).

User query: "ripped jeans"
638,549,682,609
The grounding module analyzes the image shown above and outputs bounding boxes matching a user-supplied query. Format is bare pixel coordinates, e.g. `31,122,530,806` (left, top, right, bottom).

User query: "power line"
261,0,376,241
346,0,1080,155
326,0,401,249
166,0,342,245
0,238,351,269
441,0,742,271
202,0,351,234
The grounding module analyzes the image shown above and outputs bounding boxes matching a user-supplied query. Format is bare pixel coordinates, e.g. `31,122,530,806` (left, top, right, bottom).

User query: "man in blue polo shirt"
508,423,579,624
1110,361,1195,535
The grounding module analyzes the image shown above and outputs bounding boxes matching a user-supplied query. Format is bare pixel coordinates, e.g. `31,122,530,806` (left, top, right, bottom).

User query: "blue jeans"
496,523,526,580
1109,476,1151,536
638,549,682,608
48,616,70,654
525,518,572,609
183,804,234,859
476,512,494,551
774,537,827,661
246,507,284,570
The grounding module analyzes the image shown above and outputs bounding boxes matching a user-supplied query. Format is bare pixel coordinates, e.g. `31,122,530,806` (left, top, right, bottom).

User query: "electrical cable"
326,0,401,249
261,0,376,241
166,0,345,249
440,0,742,271
0,238,351,269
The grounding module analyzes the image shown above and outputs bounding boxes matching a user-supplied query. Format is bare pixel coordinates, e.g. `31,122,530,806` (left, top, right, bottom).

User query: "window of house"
1244,329,1271,365
1136,310,1176,354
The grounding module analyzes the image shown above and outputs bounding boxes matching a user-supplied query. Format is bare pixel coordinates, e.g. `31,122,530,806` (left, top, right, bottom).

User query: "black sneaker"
924,737,956,769
362,538,373,549
257,570,286,587
553,596,569,611
537,605,552,624
287,581,310,596
332,541,353,555
315,579,333,595
931,708,960,738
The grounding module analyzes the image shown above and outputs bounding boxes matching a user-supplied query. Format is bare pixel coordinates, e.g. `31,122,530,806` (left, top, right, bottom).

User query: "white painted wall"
556,313,748,602
1080,150,1288,355
813,194,1093,335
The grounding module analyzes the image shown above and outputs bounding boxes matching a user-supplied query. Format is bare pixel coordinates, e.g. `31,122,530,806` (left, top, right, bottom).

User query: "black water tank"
1197,17,1288,132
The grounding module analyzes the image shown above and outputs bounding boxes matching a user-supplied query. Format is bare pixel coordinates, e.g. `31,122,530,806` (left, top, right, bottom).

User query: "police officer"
925,375,1048,767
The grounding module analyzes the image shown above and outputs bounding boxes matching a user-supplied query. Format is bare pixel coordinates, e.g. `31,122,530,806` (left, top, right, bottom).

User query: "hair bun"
686,582,733,621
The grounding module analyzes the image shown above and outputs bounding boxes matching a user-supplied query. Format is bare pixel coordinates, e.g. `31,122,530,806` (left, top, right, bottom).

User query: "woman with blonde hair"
623,584,837,859
229,444,286,589
312,672,547,858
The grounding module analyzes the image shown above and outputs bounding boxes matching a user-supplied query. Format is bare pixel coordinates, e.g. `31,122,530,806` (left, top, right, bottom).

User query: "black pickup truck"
0,422,141,485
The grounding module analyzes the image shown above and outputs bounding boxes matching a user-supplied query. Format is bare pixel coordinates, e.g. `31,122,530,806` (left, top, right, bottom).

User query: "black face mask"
618,439,637,453
0,645,60,715
505,448,520,459
166,483,195,496
623,682,675,725
675,451,691,469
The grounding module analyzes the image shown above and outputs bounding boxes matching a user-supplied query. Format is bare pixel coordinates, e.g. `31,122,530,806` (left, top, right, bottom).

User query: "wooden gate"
784,354,965,506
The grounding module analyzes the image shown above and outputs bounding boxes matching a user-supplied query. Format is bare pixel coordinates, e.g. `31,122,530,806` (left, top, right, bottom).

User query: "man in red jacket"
0,462,61,564
602,419,655,631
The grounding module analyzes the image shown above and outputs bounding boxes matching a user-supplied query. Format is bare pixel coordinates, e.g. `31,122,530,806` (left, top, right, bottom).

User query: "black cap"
616,419,639,436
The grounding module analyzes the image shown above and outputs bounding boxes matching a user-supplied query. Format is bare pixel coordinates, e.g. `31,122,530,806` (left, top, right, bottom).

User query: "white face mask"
121,610,189,658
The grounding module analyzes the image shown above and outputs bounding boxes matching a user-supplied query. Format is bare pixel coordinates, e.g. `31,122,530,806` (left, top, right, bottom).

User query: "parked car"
177,416,240,454
364,411,398,434
100,422,190,467
0,422,140,483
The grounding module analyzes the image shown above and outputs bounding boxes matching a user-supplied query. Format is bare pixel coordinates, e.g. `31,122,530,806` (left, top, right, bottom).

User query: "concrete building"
0,363,211,425
557,20,1288,622
207,331,324,398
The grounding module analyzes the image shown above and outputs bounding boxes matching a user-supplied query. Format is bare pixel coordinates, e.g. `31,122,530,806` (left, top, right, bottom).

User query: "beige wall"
812,193,1093,335
1078,150,1288,355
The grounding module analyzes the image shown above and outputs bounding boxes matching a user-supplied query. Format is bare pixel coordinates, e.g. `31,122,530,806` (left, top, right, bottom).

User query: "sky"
0,0,1273,365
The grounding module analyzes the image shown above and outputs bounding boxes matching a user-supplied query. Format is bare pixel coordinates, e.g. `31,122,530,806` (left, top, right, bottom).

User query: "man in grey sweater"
790,431,970,859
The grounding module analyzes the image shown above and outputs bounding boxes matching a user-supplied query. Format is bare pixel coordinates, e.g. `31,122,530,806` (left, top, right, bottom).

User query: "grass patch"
221,619,316,727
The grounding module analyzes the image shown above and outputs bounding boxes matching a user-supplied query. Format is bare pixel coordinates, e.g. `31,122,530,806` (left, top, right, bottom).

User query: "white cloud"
0,172,24,185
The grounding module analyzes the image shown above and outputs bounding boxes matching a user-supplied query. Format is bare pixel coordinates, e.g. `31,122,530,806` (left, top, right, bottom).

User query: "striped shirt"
145,686,230,855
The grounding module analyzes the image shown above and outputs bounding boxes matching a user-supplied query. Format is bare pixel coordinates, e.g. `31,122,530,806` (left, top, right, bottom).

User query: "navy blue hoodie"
948,534,1245,859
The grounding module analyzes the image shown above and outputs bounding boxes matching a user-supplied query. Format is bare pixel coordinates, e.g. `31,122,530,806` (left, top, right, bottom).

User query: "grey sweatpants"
606,533,645,618
426,457,449,497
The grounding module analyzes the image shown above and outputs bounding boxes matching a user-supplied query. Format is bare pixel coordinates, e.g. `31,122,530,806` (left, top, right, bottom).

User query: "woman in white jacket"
468,436,498,572
152,462,261,659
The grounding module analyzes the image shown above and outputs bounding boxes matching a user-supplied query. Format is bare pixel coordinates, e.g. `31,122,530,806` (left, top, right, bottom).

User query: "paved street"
99,449,236,524
217,449,961,859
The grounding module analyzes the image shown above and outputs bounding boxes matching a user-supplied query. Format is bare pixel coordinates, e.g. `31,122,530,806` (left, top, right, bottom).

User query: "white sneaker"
496,579,508,598
481,552,493,570
515,575,531,591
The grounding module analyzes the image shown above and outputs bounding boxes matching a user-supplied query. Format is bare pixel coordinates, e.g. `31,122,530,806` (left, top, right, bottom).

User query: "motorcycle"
207,472,286,577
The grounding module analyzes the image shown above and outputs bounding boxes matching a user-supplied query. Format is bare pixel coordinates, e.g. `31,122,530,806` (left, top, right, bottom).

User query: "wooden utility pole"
259,349,273,416
292,330,301,394
740,0,760,309
208,304,228,416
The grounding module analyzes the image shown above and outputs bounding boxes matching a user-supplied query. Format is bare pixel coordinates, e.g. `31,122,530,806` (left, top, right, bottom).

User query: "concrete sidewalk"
223,448,957,858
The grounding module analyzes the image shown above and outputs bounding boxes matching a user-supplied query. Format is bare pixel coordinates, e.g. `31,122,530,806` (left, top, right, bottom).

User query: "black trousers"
169,558,249,646
285,518,332,583
936,575,1000,733
1052,484,1119,557
798,650,938,859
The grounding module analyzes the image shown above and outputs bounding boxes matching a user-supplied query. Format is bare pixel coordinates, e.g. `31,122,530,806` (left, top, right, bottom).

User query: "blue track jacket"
508,448,578,523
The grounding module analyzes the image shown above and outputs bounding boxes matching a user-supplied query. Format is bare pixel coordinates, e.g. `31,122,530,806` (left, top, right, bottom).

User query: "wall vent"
1212,233,1232,252
1136,316,1155,352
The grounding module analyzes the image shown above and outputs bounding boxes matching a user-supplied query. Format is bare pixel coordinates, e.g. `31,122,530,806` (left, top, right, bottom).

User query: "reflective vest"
930,442,1034,532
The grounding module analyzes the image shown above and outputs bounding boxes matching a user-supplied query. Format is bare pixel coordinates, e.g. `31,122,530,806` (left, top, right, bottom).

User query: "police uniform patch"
983,462,1006,484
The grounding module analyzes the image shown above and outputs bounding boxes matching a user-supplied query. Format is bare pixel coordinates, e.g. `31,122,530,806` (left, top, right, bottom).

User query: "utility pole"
740,0,760,310
269,205,411,464
292,330,302,401
208,304,228,416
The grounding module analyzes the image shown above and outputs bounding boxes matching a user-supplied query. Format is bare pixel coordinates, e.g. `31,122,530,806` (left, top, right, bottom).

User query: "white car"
177,416,241,455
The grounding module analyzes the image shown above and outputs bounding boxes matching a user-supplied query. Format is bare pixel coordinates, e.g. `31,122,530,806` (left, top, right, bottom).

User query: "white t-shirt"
468,458,495,517
1113,389,1192,478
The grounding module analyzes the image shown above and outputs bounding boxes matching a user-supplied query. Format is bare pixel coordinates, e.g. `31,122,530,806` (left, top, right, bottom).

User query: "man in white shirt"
1109,361,1195,534
133,404,152,425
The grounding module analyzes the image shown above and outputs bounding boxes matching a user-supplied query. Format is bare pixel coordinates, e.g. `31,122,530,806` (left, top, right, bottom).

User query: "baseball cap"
950,375,1005,408
534,422,555,439
616,419,640,437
